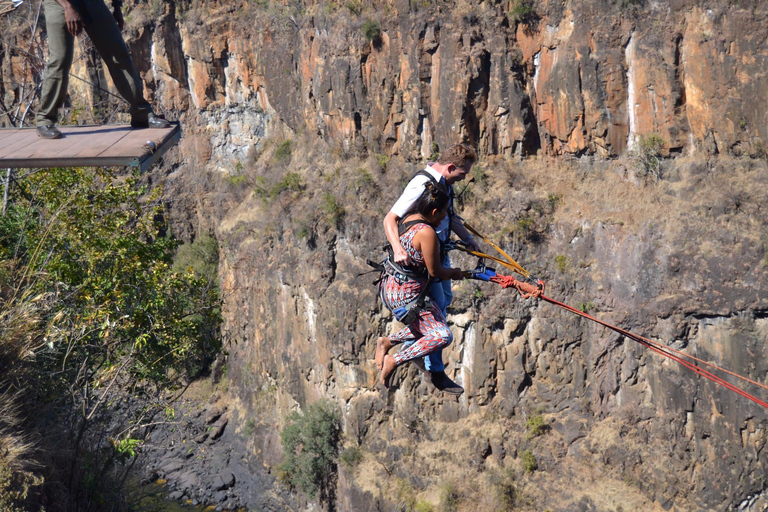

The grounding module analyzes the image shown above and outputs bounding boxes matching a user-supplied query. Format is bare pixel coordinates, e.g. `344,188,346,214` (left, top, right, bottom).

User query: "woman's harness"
368,218,434,325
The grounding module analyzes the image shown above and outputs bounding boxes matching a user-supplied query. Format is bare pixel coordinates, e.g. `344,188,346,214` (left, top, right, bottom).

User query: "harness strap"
413,170,455,230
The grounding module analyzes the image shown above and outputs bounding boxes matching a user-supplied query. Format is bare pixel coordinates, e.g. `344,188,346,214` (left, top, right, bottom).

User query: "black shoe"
131,114,171,129
37,124,62,139
429,371,464,396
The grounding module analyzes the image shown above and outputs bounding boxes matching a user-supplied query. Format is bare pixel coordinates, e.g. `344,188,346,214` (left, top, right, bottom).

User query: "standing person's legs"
421,278,452,372
81,0,151,122
36,0,74,127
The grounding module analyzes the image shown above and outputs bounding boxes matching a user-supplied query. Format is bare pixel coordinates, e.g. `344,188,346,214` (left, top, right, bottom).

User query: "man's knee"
45,54,72,76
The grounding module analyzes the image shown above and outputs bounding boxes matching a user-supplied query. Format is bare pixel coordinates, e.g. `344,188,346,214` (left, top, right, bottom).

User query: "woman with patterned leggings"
375,182,465,388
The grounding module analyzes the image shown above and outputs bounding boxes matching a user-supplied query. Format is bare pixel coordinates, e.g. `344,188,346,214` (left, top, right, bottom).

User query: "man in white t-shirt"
381,143,480,395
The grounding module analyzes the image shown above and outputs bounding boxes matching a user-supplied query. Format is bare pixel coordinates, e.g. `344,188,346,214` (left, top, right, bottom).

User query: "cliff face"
4,0,768,509
131,0,768,163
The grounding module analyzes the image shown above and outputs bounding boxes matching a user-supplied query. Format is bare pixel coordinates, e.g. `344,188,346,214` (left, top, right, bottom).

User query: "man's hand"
392,245,412,266
448,268,465,281
464,236,481,253
62,2,83,35
113,6,124,30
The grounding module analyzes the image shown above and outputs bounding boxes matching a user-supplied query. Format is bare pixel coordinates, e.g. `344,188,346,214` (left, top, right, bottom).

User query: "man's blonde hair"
437,143,477,168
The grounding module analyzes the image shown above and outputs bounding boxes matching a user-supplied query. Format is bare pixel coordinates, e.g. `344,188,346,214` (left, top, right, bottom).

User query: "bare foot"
375,336,391,370
381,354,397,388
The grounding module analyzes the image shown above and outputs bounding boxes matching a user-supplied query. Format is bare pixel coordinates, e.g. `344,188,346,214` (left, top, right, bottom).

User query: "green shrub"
554,254,569,272
255,172,304,202
274,140,293,162
346,0,362,15
0,167,222,508
578,301,596,313
471,165,487,186
414,501,435,512
278,399,341,503
525,414,547,439
490,469,521,509
0,463,41,512
361,20,381,42
635,133,665,180
515,216,535,237
355,168,374,191
173,232,219,284
375,153,390,170
429,141,440,161
510,0,536,23
0,203,33,260
340,446,363,471
521,450,537,473
270,172,304,198
439,481,461,512
322,192,345,227
227,174,248,186
395,478,417,511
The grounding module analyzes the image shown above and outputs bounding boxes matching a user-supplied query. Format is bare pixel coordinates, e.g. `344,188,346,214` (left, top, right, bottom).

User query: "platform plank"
70,127,133,157
98,127,174,157
0,124,180,171
0,130,40,158
0,129,25,144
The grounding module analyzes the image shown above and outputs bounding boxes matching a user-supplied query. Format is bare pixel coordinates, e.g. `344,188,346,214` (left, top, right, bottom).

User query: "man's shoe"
429,371,464,396
131,114,171,129
37,124,62,139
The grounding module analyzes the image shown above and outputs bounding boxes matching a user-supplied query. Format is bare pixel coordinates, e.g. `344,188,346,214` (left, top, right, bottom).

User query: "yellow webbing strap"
461,222,531,278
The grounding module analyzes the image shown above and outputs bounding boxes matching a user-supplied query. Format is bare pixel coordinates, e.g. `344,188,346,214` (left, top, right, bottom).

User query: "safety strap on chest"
412,170,455,225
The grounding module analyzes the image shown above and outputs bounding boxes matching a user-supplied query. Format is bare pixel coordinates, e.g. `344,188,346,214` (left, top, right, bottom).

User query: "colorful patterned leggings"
389,303,453,366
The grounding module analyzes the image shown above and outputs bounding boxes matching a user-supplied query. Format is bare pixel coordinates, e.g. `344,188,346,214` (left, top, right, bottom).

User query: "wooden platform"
0,123,181,172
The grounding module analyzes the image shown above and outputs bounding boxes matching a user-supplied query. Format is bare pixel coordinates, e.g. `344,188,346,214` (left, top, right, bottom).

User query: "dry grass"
0,283,49,508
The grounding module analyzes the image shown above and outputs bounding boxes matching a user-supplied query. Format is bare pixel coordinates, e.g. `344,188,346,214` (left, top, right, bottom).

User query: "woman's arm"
414,227,463,281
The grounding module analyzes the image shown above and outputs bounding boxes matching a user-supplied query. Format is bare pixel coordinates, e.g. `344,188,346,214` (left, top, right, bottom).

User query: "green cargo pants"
36,0,152,126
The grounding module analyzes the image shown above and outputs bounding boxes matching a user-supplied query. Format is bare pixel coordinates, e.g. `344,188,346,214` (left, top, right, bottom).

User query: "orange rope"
490,273,768,408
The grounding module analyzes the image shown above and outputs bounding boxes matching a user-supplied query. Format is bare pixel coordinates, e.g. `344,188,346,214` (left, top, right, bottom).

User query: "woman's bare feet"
375,336,392,370
380,354,397,388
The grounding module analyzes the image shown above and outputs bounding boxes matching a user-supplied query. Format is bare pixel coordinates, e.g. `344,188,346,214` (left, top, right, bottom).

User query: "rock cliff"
4,0,768,510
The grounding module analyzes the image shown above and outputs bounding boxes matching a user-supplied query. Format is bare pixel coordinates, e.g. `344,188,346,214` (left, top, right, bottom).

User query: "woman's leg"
375,336,391,370
393,306,452,365
381,306,452,387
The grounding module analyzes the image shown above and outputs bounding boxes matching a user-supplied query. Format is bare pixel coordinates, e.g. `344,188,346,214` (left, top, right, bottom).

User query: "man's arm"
383,211,411,265
53,0,83,35
385,176,428,265
450,217,480,252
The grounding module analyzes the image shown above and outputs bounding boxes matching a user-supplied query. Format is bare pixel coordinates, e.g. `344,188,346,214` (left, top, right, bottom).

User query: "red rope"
491,274,768,409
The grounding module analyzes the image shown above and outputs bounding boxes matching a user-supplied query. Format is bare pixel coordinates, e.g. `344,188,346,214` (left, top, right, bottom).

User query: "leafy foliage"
525,414,548,439
362,20,381,42
510,0,537,24
521,450,537,473
634,134,665,181
278,399,341,504
322,192,345,227
173,232,220,284
274,139,293,162
0,167,221,510
339,445,363,471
